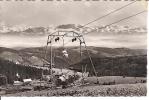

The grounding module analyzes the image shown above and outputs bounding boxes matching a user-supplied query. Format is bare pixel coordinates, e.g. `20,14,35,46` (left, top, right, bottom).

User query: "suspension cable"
84,10,147,35
63,10,146,46
78,1,137,29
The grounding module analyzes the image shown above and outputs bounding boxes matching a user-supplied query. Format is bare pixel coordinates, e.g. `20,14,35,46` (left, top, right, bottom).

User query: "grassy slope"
4,83,146,96
86,76,146,84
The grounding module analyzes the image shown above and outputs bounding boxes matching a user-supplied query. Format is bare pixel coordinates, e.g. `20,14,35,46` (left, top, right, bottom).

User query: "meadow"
86,76,146,85
2,76,146,96
3,83,146,96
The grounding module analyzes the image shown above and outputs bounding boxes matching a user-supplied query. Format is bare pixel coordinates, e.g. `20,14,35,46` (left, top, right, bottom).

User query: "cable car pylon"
43,30,99,84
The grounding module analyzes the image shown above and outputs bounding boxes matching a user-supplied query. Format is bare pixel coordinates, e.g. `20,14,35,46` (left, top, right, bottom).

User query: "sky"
0,0,147,27
0,1,147,49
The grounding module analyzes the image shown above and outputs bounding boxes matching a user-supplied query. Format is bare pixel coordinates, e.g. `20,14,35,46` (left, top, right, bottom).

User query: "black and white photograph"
0,0,147,97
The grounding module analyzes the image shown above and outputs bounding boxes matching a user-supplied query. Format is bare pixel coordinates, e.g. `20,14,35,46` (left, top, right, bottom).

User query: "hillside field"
86,76,146,84
0,76,146,96
3,83,146,96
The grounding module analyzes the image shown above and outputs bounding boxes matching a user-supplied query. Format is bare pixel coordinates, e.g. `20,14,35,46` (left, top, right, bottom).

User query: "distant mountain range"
0,24,147,36
0,46,146,67
0,46,147,78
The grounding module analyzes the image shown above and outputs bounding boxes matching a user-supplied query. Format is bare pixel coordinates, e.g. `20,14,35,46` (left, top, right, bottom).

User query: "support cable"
84,10,147,35
78,1,137,29
63,10,146,45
